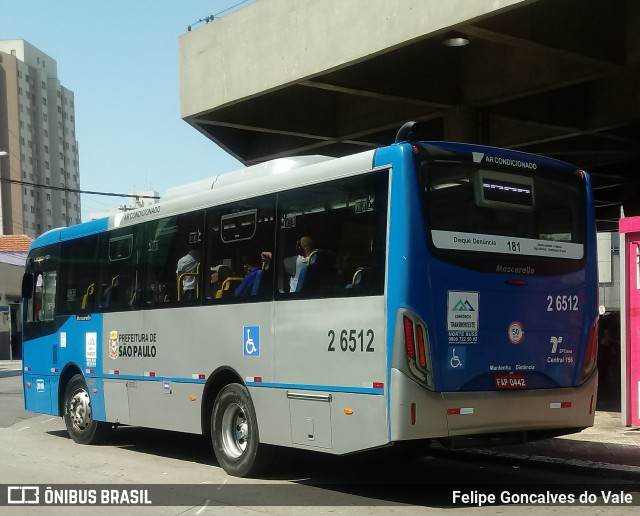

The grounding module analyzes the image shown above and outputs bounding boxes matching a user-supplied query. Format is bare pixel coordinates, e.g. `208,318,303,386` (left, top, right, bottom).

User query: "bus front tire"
211,383,274,477
63,374,110,445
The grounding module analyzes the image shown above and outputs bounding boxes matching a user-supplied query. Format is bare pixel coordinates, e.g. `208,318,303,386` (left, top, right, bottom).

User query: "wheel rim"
220,402,249,459
68,389,92,431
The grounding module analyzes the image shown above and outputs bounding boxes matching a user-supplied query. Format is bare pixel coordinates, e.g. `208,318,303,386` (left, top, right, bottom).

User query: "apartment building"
0,39,81,237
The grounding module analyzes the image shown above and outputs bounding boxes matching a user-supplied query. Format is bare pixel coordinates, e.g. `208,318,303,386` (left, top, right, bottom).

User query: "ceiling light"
442,31,469,47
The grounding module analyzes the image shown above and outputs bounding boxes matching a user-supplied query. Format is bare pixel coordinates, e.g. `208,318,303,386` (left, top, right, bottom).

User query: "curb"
429,446,640,482
0,361,22,370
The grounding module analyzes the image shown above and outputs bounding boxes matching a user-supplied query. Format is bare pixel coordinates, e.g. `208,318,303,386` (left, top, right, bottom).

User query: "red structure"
618,218,640,426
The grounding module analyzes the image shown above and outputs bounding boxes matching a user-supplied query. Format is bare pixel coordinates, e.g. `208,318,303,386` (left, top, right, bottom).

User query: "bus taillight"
581,319,598,383
402,312,433,389
416,324,427,368
403,316,415,359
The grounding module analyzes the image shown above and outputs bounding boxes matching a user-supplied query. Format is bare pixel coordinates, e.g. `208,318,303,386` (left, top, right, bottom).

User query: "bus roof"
29,150,376,249
27,140,581,252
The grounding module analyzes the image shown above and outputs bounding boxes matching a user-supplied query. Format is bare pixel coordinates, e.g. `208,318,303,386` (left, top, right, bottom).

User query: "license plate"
494,373,528,389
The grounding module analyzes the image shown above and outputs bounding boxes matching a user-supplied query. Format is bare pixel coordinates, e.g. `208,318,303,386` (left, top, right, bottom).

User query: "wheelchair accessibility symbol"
447,347,465,370
243,326,260,357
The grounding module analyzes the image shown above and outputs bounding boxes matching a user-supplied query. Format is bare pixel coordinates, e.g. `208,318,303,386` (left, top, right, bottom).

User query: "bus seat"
251,256,271,296
251,270,263,295
294,257,310,293
177,263,200,301
81,283,95,310
297,249,337,296
104,276,120,308
346,268,366,289
216,277,243,299
347,266,383,295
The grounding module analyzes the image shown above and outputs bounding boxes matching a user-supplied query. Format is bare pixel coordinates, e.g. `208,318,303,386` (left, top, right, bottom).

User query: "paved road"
0,371,35,428
0,373,638,514
0,416,638,514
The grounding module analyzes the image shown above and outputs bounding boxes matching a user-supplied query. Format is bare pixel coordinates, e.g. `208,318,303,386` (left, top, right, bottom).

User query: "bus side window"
39,270,57,321
143,212,205,308
58,235,99,315
25,270,52,322
24,245,59,322
205,195,276,304
27,273,43,322
99,230,139,312
276,170,389,299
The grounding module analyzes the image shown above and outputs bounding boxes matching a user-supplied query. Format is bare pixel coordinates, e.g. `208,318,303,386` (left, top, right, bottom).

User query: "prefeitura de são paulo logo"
109,331,119,359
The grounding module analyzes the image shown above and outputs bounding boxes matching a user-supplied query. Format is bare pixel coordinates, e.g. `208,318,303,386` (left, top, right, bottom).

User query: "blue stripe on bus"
101,374,206,383
100,374,383,395
246,381,384,395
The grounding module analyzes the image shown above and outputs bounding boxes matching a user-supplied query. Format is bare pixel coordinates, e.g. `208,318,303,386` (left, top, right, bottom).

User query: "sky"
1,0,253,221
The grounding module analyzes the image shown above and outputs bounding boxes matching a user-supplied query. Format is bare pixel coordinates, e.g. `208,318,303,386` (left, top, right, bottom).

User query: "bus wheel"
211,383,274,477
63,374,110,445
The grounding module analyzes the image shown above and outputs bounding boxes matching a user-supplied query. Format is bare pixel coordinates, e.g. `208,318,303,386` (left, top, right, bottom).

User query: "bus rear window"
424,163,585,267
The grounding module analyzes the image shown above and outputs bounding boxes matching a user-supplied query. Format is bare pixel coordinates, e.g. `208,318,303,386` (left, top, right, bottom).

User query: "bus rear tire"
63,374,110,445
211,383,274,477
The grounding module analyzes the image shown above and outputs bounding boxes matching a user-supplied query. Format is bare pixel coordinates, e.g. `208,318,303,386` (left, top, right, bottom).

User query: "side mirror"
22,273,34,300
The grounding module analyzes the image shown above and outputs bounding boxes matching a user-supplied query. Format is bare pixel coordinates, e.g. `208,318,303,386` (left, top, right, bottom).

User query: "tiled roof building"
0,234,32,252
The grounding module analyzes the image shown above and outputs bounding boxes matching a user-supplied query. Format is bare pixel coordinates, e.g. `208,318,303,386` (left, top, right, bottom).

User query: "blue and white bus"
21,129,598,477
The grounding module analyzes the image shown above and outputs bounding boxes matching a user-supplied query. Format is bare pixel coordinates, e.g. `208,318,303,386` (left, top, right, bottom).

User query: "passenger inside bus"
234,251,271,297
210,264,233,298
177,241,201,302
284,236,314,293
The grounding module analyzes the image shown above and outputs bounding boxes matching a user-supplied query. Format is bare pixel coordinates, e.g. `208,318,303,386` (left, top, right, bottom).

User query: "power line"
187,0,250,31
0,177,160,200
215,0,250,17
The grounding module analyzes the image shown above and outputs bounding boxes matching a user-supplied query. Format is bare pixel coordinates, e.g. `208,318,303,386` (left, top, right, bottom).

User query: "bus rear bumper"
389,368,598,442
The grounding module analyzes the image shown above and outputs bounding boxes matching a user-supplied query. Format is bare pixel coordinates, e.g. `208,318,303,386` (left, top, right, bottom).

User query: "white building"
0,39,81,237
88,190,160,221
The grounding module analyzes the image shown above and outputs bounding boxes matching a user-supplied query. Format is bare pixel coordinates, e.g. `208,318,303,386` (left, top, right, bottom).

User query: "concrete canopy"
180,0,640,231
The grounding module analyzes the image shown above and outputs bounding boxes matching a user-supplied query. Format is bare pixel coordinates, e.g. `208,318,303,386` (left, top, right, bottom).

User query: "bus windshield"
423,162,586,273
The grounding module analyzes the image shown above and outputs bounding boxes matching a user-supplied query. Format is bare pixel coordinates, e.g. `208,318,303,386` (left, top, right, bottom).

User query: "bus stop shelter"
180,0,640,233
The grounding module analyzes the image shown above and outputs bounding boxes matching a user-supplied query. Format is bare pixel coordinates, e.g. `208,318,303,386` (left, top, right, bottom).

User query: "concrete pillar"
443,106,487,144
